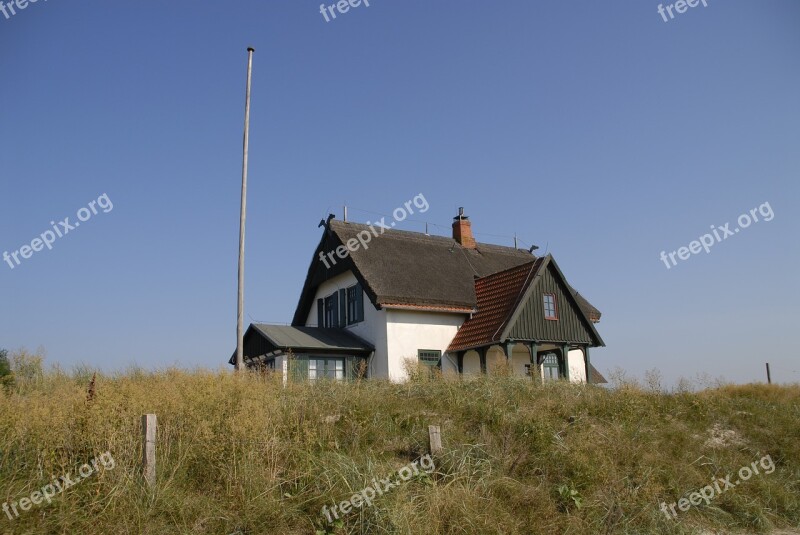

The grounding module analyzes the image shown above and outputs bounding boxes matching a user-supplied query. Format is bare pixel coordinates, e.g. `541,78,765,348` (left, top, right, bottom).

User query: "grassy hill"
0,356,798,534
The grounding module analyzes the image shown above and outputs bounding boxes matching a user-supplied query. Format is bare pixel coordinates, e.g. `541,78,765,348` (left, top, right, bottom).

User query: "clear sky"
1,0,798,385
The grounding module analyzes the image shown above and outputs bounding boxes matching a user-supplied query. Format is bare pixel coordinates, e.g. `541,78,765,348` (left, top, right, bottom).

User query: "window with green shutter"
338,289,347,327
347,284,364,324
324,294,338,327
418,350,441,367
288,357,309,382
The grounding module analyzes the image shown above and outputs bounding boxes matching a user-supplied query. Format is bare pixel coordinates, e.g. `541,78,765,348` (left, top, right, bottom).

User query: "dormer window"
543,294,558,320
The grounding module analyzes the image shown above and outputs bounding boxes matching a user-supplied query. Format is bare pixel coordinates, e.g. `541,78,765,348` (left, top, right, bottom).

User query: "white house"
230,209,606,384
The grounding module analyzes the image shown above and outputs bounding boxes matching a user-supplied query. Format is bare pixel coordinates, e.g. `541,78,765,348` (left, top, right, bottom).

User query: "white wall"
462,350,481,376
385,309,464,382
511,346,532,376
567,348,587,383
486,347,505,372
303,270,388,378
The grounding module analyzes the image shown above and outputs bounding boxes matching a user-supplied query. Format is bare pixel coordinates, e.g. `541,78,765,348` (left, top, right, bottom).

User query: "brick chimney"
452,207,476,249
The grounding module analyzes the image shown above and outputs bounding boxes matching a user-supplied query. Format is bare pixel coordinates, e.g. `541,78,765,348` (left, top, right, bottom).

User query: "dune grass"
0,353,798,534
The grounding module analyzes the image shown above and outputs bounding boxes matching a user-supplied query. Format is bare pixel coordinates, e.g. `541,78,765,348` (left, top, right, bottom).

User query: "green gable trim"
502,256,604,346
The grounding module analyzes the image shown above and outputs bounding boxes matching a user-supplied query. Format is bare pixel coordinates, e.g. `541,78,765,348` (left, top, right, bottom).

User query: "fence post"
142,414,157,488
428,425,442,456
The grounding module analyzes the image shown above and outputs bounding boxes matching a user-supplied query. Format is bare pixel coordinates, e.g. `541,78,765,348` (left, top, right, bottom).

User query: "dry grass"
0,351,798,534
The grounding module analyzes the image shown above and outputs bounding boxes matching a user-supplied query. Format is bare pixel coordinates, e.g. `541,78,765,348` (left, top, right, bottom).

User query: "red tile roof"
447,259,543,352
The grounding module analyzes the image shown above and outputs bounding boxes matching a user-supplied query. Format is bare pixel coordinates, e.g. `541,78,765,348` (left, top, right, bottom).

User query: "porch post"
585,346,592,384
457,351,464,375
502,341,516,363
528,342,540,383
561,344,570,380
478,347,488,374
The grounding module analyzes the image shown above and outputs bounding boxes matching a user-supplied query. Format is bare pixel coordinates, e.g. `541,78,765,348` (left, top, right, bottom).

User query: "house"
230,208,606,384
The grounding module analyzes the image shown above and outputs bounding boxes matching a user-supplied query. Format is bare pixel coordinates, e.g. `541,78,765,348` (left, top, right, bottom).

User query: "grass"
0,353,798,534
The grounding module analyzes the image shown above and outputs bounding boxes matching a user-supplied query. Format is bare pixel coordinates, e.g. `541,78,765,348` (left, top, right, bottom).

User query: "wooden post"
142,414,157,487
584,346,592,384
529,342,541,384
428,425,442,456
766,363,772,384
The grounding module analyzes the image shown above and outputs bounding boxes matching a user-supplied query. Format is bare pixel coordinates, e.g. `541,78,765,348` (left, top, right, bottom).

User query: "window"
542,352,560,381
543,294,558,320
347,284,364,324
418,350,442,368
308,358,345,382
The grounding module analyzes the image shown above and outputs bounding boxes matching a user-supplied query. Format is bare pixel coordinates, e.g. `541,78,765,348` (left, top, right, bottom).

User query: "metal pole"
236,47,254,372
766,362,771,384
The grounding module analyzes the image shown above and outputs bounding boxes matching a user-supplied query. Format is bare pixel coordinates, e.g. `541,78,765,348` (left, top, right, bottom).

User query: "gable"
505,261,600,345
447,260,540,351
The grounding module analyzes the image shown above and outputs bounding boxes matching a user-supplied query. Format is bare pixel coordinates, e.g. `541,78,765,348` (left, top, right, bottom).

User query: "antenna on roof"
343,204,348,222
425,222,429,235
514,233,517,249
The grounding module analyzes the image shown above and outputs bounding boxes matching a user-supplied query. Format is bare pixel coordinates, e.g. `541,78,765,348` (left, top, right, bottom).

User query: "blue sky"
1,0,798,385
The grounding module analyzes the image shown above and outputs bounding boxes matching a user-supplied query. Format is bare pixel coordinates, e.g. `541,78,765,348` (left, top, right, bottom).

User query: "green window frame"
542,352,561,381
418,349,442,368
289,356,366,382
308,357,345,382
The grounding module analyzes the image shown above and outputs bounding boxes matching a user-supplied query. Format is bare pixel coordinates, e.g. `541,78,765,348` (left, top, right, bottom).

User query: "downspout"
445,351,459,374
366,350,376,379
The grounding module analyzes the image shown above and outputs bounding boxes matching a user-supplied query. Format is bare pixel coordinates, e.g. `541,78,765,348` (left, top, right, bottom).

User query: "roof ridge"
329,219,533,254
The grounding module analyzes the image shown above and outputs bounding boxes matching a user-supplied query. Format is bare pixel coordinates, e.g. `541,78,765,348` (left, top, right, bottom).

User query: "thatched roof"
293,219,602,325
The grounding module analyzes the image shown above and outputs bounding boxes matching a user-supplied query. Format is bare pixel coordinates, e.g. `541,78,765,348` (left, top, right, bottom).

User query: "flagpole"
236,46,254,372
